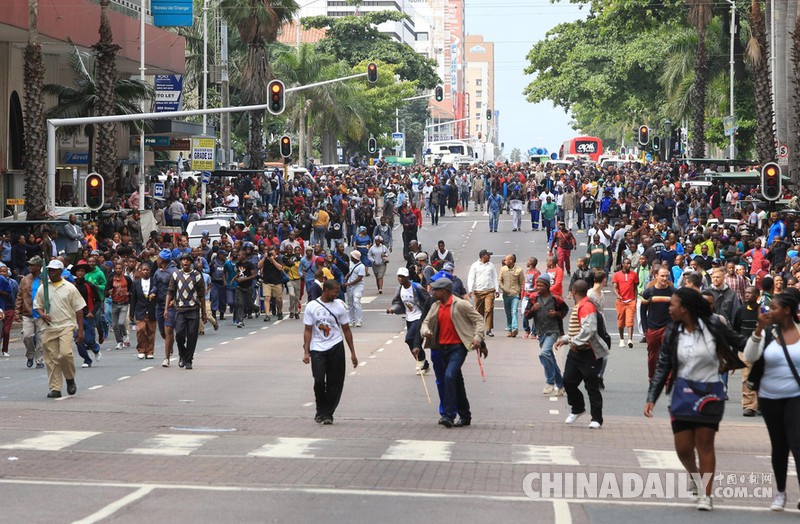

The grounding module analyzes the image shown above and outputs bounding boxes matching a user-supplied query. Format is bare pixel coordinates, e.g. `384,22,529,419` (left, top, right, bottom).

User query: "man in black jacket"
129,262,157,360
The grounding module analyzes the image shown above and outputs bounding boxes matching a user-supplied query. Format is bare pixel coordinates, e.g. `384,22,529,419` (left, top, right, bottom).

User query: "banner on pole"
190,137,215,171
154,75,184,112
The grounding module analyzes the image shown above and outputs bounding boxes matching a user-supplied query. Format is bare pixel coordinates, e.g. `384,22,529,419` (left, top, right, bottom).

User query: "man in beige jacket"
499,254,525,337
421,278,487,428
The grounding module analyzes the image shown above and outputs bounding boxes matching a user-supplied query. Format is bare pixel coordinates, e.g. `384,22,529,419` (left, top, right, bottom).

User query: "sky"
464,0,587,157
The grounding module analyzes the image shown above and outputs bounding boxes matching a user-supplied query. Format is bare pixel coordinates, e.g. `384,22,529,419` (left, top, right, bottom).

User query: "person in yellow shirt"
311,205,331,247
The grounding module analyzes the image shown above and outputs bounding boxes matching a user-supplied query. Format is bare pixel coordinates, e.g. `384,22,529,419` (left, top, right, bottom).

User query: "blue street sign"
391,132,404,141
153,183,165,198
151,0,193,27
201,171,211,184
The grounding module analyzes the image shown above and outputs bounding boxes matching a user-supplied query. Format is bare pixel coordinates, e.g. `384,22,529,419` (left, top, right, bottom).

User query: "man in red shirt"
550,221,577,275
545,256,565,298
521,257,541,339
612,258,639,348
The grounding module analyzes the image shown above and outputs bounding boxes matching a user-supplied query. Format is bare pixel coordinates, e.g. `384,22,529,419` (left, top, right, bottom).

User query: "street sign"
152,183,165,198
778,143,789,158
723,116,738,137
6,199,24,206
154,75,184,112
190,137,215,171
391,132,404,142
201,171,211,184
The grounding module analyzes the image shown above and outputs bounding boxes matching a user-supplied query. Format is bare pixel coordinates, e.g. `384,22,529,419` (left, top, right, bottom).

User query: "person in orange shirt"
84,224,97,251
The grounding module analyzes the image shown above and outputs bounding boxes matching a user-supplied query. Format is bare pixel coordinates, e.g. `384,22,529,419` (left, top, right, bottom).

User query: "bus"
559,136,604,162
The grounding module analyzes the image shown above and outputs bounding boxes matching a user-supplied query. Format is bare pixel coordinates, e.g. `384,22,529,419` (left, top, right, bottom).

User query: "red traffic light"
367,62,378,83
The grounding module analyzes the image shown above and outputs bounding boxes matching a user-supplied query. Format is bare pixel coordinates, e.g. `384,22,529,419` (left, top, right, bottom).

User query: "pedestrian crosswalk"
0,429,696,470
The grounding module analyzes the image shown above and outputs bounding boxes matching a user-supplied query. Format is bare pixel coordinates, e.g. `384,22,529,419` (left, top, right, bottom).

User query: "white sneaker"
770,491,786,511
588,420,602,429
696,494,713,511
162,358,170,368
95,351,101,361
81,363,89,368
619,339,625,348
542,385,555,395
115,342,123,350
355,321,362,327
627,338,633,348
555,387,565,397
137,353,145,359
565,412,584,424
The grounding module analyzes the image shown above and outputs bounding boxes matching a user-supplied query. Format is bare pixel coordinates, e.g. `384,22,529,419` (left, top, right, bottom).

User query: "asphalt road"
0,211,783,523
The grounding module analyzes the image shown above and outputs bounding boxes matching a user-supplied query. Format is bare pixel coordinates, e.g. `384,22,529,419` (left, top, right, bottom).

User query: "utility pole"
220,20,230,168
138,0,146,211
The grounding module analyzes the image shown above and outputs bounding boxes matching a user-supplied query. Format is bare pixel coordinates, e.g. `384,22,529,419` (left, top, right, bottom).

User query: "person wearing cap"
35,259,86,398
15,256,46,368
421,277,487,428
165,253,207,370
499,254,524,337
72,262,102,367
233,251,258,328
387,266,432,375
153,249,178,367
524,273,567,396
467,249,499,337
0,264,17,357
342,250,365,327
415,251,436,288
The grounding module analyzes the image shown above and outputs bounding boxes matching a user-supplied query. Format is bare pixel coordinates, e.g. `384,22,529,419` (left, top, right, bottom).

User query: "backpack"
595,309,612,350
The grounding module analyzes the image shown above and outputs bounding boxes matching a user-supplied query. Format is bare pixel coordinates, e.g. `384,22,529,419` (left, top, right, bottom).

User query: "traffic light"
367,62,378,83
267,80,285,115
652,136,661,152
368,137,377,154
637,125,649,146
434,85,443,102
85,173,104,210
761,162,782,201
279,135,291,158
486,109,492,121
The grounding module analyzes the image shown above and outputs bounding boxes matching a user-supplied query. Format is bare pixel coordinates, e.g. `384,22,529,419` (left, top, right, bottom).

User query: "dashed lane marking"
126,435,218,456
140,367,152,372
382,440,454,462
117,376,130,381
549,410,560,415
634,449,684,470
513,445,579,465
220,341,229,345
0,431,99,451
88,385,103,390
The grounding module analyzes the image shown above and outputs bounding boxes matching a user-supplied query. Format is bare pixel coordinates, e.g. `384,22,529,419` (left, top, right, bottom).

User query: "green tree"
43,47,153,174
510,148,522,163
220,0,299,168
23,0,47,219
687,0,713,158
93,0,122,194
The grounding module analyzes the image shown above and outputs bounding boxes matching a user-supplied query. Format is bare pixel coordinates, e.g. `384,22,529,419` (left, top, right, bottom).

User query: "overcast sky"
464,0,587,157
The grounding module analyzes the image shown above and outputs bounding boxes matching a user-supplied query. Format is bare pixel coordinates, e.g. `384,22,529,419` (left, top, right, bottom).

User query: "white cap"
47,259,64,270
396,267,409,277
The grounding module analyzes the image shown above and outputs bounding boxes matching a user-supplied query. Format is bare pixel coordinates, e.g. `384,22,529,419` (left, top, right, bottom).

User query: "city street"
0,213,784,523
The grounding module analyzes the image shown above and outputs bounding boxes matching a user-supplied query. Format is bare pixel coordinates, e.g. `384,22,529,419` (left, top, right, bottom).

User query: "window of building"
475,79,483,86
417,32,429,41
475,102,482,109
475,90,483,98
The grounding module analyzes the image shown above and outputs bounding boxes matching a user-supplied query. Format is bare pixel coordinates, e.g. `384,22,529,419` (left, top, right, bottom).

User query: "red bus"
559,136,603,162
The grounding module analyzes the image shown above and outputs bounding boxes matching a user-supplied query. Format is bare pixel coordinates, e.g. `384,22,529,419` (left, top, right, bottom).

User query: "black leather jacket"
647,314,747,404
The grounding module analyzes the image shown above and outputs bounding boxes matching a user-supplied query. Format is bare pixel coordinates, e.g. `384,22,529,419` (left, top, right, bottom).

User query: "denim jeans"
538,333,564,388
530,209,540,230
441,344,470,421
76,315,99,365
502,294,520,331
489,210,499,232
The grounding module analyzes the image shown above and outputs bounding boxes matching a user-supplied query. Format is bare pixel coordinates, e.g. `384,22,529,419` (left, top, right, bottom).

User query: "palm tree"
23,0,48,219
92,0,121,194
220,0,299,169
745,0,776,164
792,6,800,179
43,47,153,173
687,0,713,158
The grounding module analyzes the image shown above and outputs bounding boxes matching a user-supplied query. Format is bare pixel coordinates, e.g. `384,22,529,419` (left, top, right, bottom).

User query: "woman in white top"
744,288,800,512
367,236,390,294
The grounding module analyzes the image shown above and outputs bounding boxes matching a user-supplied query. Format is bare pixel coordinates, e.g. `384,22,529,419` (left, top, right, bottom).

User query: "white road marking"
117,376,130,381
358,362,367,367
302,402,314,407
634,449,684,470
261,327,269,330
377,348,385,352
393,335,400,339
513,445,579,465
381,440,453,462
472,221,477,229
249,331,258,335
0,431,99,451
248,437,323,458
350,371,358,376
553,499,572,524
126,434,218,456
140,367,152,372
235,337,243,340
273,320,283,325
368,355,376,359
361,296,377,304
88,385,103,391
204,348,213,352
220,341,229,345
549,410,560,415
385,340,393,345
549,397,559,402
72,486,154,524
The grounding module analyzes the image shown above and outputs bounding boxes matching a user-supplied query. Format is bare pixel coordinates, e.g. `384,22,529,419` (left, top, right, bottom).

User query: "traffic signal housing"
434,85,443,102
368,137,377,154
652,136,661,152
279,135,292,158
85,173,104,210
367,62,378,83
761,162,782,201
637,125,649,146
268,80,285,115
486,109,492,121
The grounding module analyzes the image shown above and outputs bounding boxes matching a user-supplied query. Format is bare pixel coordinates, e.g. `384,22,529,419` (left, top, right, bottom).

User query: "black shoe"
47,390,61,398
743,409,757,417
486,331,494,337
277,313,284,320
26,358,33,368
314,414,323,423
322,417,333,425
179,359,185,368
184,362,193,370
454,418,471,427
219,315,225,321
639,336,647,344
263,315,271,322
438,417,454,428
66,379,76,396
598,377,605,390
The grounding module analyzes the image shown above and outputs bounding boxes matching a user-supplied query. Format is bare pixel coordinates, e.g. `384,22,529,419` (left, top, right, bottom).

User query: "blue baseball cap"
159,249,172,261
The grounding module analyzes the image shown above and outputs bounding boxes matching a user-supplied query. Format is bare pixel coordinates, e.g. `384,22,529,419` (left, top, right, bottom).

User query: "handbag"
670,377,726,422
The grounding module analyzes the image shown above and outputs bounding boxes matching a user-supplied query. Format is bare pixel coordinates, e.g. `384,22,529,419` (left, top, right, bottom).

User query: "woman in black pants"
744,288,800,512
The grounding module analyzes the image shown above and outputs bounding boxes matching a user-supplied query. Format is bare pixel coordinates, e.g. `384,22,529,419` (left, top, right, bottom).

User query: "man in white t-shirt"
303,280,358,425
387,267,432,375
225,191,240,211
342,250,366,327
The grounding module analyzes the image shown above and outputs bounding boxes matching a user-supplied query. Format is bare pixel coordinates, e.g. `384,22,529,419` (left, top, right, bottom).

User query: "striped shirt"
568,307,581,339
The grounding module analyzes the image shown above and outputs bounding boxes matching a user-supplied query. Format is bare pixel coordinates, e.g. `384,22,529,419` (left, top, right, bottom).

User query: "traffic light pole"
46,72,370,211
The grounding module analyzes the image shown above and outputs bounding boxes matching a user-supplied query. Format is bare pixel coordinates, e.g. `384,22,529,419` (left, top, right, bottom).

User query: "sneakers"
137,353,145,360
619,339,625,348
123,339,130,348
162,358,170,368
770,491,786,511
95,351,101,361
588,420,602,429
26,358,33,368
236,322,245,328
145,355,154,360
565,412,584,424
689,478,699,502
697,494,713,511
2,351,8,357
542,385,555,395
36,362,45,369
555,387,565,397
263,315,271,322
511,329,518,338
416,360,430,375
627,338,633,348
438,417,454,428
743,409,757,417
184,362,193,370
415,360,424,374
115,342,123,350
81,363,90,368
355,321,362,327
47,390,62,398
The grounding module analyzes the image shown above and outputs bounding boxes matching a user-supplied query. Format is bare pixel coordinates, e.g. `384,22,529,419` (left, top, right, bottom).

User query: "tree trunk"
23,0,48,219
305,108,313,163
690,27,708,158
750,0,777,164
791,9,800,182
322,130,338,164
298,102,306,168
247,110,264,169
93,0,121,198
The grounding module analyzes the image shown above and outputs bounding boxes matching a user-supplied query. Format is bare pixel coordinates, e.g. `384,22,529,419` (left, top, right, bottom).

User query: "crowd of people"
6,156,800,512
